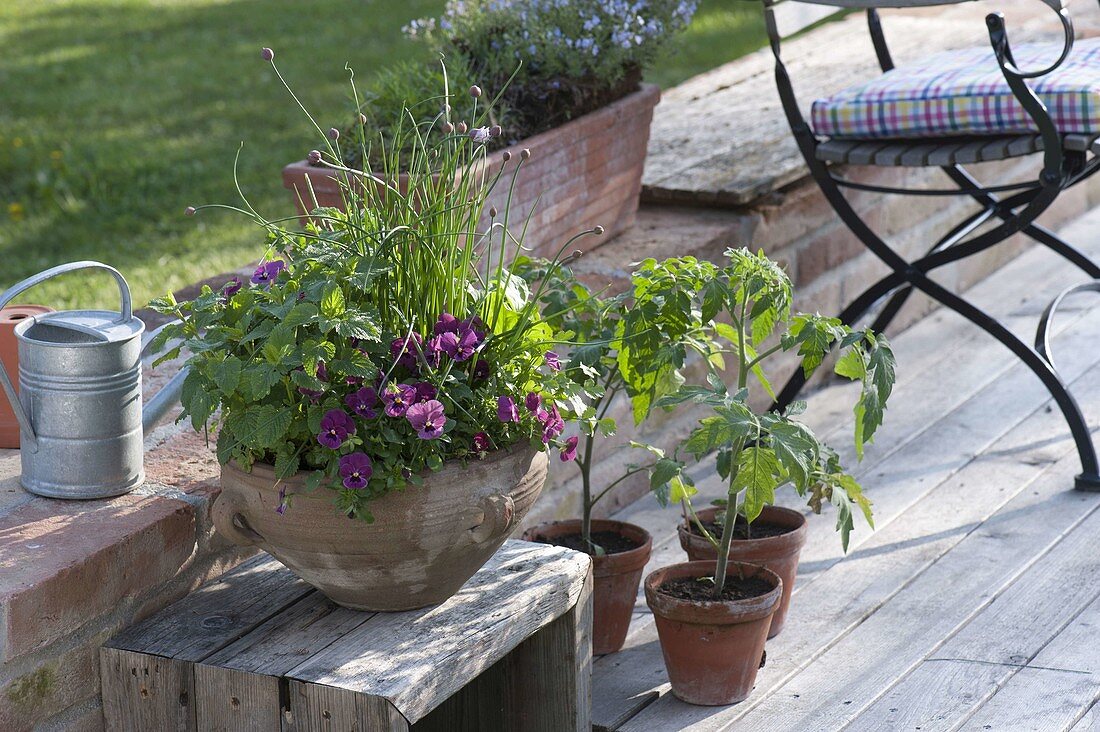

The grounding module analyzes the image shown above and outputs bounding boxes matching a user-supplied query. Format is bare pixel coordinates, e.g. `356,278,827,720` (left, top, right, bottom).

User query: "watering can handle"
0,261,133,450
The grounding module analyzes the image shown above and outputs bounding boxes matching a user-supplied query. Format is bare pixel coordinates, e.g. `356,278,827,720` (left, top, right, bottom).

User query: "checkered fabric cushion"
811,38,1100,139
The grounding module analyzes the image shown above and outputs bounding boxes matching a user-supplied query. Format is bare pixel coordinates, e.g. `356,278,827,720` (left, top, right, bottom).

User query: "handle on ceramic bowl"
211,493,265,546
467,494,516,544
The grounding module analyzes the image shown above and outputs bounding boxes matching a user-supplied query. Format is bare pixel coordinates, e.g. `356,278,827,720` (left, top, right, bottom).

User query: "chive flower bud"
328,127,340,141
184,206,196,216
489,125,502,137
456,121,468,134
441,122,455,134
469,85,482,98
307,149,322,164
594,225,605,235
489,206,498,217
261,47,274,61
520,148,531,161
502,150,511,162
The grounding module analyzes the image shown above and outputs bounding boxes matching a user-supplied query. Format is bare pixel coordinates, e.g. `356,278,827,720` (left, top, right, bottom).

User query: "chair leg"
1023,223,1100,279
906,272,1100,492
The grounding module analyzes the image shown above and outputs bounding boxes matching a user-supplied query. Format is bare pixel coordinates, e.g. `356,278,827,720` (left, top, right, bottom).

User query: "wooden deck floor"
592,207,1100,732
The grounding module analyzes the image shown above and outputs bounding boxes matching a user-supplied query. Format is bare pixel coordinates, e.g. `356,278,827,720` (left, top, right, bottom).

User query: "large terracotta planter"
678,505,807,638
523,518,651,655
282,84,661,259
0,306,52,449
645,561,782,706
212,445,548,611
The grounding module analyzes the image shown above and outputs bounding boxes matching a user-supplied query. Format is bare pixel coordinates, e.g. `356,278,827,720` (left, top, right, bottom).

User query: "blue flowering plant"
149,50,594,520
399,0,698,146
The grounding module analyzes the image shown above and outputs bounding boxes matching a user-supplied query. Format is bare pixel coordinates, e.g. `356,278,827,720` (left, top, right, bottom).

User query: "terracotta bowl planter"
212,445,548,611
282,84,661,259
523,518,652,655
0,306,52,449
678,505,807,638
645,561,782,706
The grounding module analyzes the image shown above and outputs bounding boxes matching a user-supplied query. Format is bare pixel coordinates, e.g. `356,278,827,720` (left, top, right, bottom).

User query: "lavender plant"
149,51,592,521
404,0,698,139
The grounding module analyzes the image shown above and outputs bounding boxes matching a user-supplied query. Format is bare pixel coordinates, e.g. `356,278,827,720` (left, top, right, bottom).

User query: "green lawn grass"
0,0,768,309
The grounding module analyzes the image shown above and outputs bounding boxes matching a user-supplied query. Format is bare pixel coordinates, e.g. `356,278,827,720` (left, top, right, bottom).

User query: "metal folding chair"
765,0,1100,490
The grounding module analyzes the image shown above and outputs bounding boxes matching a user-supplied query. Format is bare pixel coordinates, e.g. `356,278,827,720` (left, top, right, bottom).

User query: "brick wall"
0,364,253,732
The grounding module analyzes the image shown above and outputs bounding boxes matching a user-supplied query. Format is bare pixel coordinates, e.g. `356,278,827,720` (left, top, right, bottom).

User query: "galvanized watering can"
0,261,186,499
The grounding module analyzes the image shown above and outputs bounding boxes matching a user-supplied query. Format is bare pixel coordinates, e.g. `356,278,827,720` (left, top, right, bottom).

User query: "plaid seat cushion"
811,38,1100,139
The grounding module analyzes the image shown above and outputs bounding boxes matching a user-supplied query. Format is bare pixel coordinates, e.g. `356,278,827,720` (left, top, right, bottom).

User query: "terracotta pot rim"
645,560,783,625
227,442,538,492
680,504,808,555
523,518,653,575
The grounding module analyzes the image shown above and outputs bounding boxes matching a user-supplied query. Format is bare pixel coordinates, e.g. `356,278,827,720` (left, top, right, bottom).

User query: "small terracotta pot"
523,518,652,655
678,505,807,638
645,561,782,706
0,306,53,449
213,445,547,611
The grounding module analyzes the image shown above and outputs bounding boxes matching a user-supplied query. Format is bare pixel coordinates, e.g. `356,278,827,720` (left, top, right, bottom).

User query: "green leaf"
274,447,301,480
669,474,697,504
769,420,818,490
834,348,866,381
321,284,346,319
650,457,683,492
283,302,319,329
229,405,294,450
211,356,242,394
734,446,781,522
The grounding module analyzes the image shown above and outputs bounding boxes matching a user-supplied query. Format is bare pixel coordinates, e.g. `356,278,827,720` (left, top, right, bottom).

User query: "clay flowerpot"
212,445,548,611
282,84,661,259
678,505,807,638
0,306,53,449
645,561,782,706
522,519,652,655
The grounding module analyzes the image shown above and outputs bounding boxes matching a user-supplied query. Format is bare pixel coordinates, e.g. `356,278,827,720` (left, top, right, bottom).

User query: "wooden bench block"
101,541,593,731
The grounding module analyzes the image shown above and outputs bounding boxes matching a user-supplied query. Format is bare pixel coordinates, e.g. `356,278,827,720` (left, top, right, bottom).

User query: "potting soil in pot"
689,517,792,541
656,575,776,603
536,530,642,555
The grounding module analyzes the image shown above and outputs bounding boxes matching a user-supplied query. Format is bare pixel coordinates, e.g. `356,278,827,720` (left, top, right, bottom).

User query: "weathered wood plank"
704,465,1100,729
955,595,1100,730
500,567,593,732
850,549,1100,730
284,681,409,732
1072,702,1100,731
194,665,280,731
285,540,591,725
106,553,312,662
100,649,195,732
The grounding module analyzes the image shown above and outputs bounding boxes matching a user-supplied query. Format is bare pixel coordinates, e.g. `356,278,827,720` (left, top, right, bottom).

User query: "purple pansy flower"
473,431,491,454
414,382,437,403
407,399,447,440
317,409,355,449
440,329,480,362
390,334,423,371
425,334,445,367
315,360,328,382
345,386,379,418
497,396,520,423
545,351,561,371
382,383,417,417
339,452,373,489
473,359,490,380
434,313,461,335
223,276,243,298
560,435,579,462
525,392,541,413
539,404,565,443
276,485,289,514
251,259,286,287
